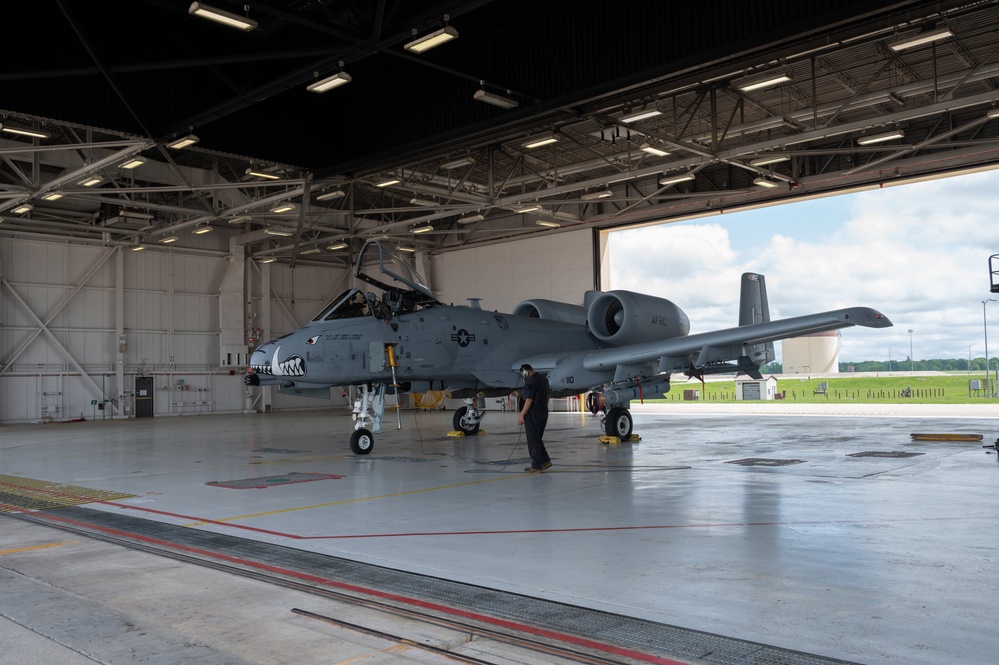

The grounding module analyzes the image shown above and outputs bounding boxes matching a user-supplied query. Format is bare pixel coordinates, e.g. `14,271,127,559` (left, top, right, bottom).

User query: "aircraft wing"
582,306,891,372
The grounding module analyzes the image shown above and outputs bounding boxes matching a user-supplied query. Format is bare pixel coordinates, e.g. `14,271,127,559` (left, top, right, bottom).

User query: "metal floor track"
17,505,860,665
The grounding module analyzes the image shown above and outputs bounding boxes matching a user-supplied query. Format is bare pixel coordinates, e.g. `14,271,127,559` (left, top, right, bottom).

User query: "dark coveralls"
523,372,551,469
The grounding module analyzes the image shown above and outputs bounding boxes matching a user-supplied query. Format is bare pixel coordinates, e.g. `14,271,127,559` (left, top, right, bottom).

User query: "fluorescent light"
515,204,541,213
119,156,146,169
0,124,50,139
750,155,790,167
120,210,154,220
166,134,199,149
473,89,519,109
375,178,400,188
404,25,458,53
410,197,437,206
160,236,179,244
301,248,321,255
315,189,345,201
41,191,64,201
857,129,905,145
737,70,792,92
620,109,662,123
260,257,276,264
458,213,484,224
307,71,352,93
888,27,953,52
988,109,999,120
78,175,103,187
659,173,695,186
396,246,417,253
270,204,295,213
12,203,33,214
639,143,670,157
131,245,146,252
326,242,348,251
264,228,293,237
193,225,213,234
188,2,257,31
522,133,558,149
441,156,475,170
246,168,281,180
753,177,779,188
581,189,612,200
536,219,560,228
226,216,250,224
410,224,434,234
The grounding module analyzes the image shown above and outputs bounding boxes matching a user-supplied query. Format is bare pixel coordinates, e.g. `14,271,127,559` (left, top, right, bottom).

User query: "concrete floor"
2,402,998,664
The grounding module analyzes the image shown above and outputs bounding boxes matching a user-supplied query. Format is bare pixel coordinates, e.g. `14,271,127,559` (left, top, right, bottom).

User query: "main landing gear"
452,398,485,435
350,383,386,455
602,406,633,439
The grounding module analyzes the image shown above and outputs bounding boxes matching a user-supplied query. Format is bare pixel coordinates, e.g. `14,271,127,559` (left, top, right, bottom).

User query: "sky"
607,168,999,363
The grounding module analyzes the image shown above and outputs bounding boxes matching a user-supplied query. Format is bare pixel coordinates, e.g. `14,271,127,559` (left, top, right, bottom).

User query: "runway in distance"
246,240,892,454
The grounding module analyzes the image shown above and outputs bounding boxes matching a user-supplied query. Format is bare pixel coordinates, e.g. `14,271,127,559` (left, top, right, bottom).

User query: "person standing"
517,364,552,473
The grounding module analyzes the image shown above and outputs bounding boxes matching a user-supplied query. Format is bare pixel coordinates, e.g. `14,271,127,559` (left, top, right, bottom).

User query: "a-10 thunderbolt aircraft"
246,240,892,454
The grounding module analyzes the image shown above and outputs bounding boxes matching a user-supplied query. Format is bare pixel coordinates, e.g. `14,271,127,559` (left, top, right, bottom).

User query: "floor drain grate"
370,456,430,462
848,451,924,458
726,458,805,467
206,472,344,489
255,448,311,454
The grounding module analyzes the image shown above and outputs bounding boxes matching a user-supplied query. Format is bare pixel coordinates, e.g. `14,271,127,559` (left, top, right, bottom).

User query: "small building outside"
736,375,779,401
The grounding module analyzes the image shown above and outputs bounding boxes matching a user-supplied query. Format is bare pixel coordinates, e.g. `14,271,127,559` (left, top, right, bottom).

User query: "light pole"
984,299,996,397
908,329,913,373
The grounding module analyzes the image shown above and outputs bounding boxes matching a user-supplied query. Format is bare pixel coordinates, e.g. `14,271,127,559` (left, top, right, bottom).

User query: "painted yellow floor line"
0,541,78,556
186,473,524,526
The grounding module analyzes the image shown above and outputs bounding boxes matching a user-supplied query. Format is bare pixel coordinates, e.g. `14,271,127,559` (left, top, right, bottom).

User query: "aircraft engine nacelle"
512,299,589,326
586,290,690,346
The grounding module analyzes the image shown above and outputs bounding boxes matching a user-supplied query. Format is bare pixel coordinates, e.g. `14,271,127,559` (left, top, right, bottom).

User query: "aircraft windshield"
311,288,374,321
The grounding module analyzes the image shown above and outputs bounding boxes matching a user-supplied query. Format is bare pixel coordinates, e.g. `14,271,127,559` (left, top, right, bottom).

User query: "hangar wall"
0,236,347,423
430,230,594,312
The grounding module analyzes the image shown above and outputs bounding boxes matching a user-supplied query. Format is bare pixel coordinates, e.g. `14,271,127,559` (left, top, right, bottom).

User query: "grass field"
647,373,997,405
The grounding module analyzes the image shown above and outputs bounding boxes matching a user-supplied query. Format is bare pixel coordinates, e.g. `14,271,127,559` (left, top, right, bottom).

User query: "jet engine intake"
512,299,589,325
586,291,690,346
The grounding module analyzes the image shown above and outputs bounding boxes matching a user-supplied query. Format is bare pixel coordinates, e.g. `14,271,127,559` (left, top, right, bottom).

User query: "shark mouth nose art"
250,346,307,377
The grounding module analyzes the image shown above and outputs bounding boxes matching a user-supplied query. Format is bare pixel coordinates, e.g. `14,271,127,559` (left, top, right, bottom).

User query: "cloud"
608,170,999,362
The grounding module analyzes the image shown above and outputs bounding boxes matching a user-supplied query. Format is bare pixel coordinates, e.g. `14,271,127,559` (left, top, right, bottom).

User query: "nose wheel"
350,428,374,455
452,399,484,435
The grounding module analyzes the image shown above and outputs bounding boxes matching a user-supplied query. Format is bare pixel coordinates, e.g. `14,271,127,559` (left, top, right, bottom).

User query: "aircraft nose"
249,344,273,374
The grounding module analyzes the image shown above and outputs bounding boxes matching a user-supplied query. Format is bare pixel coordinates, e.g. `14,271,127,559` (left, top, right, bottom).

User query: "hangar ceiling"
3,0,999,266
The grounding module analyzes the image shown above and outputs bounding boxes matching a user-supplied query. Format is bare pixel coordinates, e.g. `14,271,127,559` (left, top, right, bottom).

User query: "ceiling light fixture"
749,154,790,167
78,175,103,187
736,69,793,92
41,191,64,201
119,156,146,169
887,27,953,52
536,219,560,228
753,177,779,188
441,156,475,170
473,87,519,109
188,2,257,31
270,203,295,213
0,124,50,139
131,245,146,252
12,203,33,214
397,246,418,253
160,236,179,244
260,257,276,264
119,210,154,220
307,66,352,93
410,223,434,234
458,213,484,224
193,225,213,234
300,247,321,255
246,168,282,180
856,129,905,145
580,189,613,200
659,173,695,187
514,204,541,213
264,228,293,237
166,134,199,150
620,108,662,123
315,189,346,201
639,143,670,157
226,216,251,224
404,17,458,53
987,108,999,120
410,197,437,206
522,133,558,149
375,178,400,188
326,242,348,251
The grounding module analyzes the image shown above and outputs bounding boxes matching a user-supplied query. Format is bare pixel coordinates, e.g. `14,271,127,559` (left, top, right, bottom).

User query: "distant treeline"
759,358,993,374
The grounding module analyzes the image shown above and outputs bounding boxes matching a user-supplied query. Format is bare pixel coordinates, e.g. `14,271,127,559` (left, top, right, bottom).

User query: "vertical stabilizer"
739,273,774,371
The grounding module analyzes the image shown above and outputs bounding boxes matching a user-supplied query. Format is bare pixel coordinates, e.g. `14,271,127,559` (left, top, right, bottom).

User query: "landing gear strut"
452,398,485,435
350,383,386,455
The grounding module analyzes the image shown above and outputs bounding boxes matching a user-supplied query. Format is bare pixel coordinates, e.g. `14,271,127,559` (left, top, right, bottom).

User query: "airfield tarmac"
2,402,997,664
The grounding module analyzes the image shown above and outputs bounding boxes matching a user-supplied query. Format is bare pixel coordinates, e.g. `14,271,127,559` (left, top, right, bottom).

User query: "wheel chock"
476,429,486,435
627,434,641,442
447,430,465,438
910,433,983,441
599,435,621,444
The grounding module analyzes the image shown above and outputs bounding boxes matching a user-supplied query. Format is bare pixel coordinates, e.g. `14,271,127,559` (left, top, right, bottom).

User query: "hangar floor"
2,403,997,664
